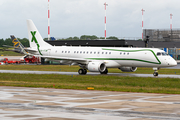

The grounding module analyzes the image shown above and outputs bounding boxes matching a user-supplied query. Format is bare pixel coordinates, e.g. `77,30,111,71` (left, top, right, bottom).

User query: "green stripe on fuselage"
85,48,161,65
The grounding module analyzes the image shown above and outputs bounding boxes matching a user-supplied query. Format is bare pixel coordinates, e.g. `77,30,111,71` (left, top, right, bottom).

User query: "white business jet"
27,19,177,76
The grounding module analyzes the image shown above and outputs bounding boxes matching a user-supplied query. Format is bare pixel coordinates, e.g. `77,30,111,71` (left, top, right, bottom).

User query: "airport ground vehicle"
24,56,40,63
2,58,22,64
0,56,40,64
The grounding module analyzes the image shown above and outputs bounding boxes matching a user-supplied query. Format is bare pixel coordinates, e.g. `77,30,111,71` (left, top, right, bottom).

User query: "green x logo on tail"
30,31,42,55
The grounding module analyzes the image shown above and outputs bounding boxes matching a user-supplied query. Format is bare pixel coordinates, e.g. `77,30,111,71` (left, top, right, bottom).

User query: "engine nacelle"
119,67,137,72
87,62,106,72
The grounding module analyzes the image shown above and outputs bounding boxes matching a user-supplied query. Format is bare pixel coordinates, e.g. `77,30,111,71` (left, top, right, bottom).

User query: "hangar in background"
46,39,180,48
46,29,180,48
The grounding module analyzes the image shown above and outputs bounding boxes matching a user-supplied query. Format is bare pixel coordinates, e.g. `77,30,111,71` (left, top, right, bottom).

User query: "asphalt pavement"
0,86,180,120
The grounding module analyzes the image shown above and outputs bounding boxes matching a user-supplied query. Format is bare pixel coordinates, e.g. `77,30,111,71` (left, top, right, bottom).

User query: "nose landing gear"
153,71,158,77
153,67,160,77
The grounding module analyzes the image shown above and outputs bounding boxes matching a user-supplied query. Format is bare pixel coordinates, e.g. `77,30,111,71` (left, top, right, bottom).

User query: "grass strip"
0,73,180,94
0,65,179,75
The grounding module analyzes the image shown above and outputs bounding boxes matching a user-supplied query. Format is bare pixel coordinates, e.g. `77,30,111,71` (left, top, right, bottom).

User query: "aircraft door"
48,49,51,56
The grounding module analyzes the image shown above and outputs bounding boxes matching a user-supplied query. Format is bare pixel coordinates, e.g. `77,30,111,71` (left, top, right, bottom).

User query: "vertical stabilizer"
10,35,29,55
27,19,52,49
10,35,25,48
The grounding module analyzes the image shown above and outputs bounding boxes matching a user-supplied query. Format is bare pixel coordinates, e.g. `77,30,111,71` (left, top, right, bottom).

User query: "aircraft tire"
153,72,158,77
83,69,87,74
78,69,87,75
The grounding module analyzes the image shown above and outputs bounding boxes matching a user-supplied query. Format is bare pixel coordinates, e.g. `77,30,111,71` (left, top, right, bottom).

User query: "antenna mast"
48,0,50,40
141,9,145,40
104,2,108,39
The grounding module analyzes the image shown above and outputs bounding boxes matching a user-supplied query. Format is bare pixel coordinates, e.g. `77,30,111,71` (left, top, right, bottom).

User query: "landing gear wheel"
78,69,87,75
83,69,87,74
153,72,158,77
100,68,108,74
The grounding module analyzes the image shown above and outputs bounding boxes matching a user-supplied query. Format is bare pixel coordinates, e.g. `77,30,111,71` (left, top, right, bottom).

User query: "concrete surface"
0,86,180,120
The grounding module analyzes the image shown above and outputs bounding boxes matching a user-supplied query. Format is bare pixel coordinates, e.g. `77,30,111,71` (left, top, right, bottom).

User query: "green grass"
0,64,180,94
0,73,180,94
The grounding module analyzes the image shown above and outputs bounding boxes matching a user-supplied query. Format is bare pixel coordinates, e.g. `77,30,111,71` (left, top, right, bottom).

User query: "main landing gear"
153,67,159,77
78,69,87,75
78,68,108,75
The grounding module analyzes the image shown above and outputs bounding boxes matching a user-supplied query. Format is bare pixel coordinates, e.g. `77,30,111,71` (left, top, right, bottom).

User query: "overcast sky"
0,0,180,39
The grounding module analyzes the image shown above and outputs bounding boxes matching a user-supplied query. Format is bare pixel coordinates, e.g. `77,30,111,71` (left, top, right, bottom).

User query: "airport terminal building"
46,29,180,60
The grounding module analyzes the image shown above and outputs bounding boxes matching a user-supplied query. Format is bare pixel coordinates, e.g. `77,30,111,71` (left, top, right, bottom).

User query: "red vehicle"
3,58,23,64
24,56,40,64
1,56,41,64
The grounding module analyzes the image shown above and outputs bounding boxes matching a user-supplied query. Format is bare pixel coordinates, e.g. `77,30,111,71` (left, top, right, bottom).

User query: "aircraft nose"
169,58,177,66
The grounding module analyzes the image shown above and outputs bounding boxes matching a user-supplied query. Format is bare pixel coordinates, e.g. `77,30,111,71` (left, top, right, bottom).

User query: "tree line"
0,35,120,47
44,35,119,40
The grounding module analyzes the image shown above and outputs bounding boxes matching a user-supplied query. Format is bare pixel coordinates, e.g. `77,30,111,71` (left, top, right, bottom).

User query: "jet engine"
86,62,106,72
119,67,137,72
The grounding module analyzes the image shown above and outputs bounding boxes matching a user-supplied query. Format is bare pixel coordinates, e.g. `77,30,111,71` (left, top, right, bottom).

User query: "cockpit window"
157,52,168,56
162,52,166,56
157,52,161,56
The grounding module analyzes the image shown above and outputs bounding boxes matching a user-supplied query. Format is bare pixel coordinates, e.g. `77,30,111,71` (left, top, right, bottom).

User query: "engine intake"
119,67,137,72
87,62,106,72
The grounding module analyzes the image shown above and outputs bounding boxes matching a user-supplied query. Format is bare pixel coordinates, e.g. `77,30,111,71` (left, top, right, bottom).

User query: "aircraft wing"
41,56,88,64
2,45,14,48
2,45,21,52
24,48,38,52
